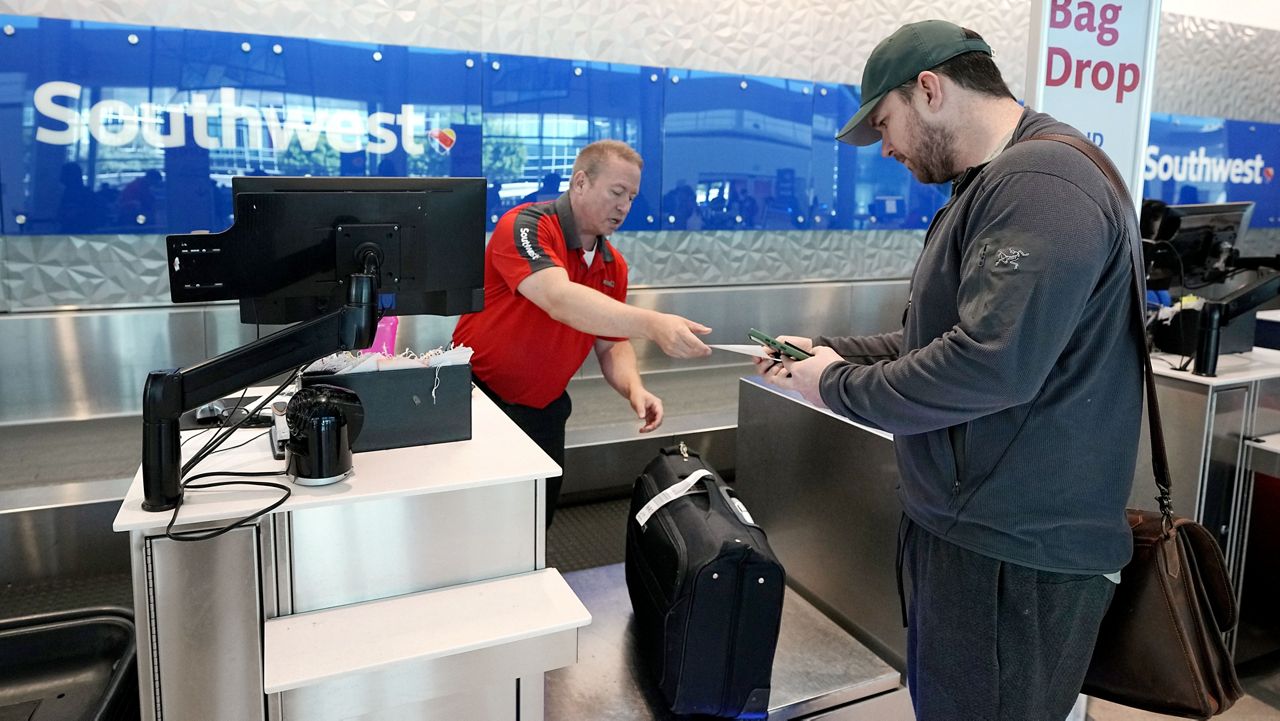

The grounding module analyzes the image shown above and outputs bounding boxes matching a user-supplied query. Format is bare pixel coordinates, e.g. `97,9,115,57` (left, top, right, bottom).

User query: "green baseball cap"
837,20,992,146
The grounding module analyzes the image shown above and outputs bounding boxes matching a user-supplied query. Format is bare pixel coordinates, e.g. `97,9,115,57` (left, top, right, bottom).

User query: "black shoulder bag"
1028,133,1243,718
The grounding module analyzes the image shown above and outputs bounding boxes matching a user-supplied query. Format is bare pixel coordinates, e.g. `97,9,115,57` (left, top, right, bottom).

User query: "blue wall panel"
480,55,662,231
661,69,815,231
1146,114,1280,225
3,13,1277,239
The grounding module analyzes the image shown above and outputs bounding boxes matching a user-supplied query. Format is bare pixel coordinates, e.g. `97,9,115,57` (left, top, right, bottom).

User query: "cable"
210,430,271,455
1155,240,1187,295
182,367,301,476
165,470,290,542
1185,266,1252,291
167,365,304,543
181,386,254,471
180,426,214,448
181,387,250,447
1169,293,1194,373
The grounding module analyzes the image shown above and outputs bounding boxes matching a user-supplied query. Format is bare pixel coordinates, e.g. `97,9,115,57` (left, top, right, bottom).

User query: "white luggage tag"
635,469,715,528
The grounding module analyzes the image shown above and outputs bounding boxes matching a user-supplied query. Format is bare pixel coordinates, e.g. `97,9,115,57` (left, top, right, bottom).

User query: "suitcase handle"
717,485,758,526
635,469,715,527
634,469,762,529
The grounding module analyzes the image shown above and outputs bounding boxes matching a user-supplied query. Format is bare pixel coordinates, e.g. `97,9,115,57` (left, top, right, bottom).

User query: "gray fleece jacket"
817,109,1143,575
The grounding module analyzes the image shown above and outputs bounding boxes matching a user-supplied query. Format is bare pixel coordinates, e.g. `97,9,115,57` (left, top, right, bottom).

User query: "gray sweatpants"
901,517,1115,721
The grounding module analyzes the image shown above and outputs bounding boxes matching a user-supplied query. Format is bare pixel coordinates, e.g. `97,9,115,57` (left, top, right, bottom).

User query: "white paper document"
709,344,771,359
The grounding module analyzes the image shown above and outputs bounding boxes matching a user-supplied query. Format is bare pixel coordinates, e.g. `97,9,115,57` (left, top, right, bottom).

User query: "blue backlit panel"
812,83,858,231
480,54,662,231
3,14,1275,238
1145,114,1280,227
0,16,479,235
661,68,815,231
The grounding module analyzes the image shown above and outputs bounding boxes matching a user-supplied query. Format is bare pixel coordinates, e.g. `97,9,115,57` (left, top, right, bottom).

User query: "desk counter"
114,386,558,533
117,387,587,721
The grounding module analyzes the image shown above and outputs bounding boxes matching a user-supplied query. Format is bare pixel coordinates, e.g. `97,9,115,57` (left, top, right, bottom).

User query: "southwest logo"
428,128,456,154
32,81,454,157
1144,146,1269,185
518,227,540,260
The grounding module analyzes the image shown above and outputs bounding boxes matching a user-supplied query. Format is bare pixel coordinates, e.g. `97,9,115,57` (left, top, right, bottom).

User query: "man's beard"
903,107,959,185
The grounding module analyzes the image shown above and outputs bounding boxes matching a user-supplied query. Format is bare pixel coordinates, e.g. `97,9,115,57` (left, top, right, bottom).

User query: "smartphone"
748,328,813,361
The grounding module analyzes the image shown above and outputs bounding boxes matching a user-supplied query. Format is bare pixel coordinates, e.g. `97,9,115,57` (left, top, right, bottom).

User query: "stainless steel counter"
546,563,910,720
565,364,745,448
0,416,139,499
734,377,908,670
561,365,745,499
0,417,138,585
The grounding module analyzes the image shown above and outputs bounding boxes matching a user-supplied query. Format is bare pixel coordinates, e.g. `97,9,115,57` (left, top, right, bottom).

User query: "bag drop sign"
1044,1,1141,103
1027,0,1161,201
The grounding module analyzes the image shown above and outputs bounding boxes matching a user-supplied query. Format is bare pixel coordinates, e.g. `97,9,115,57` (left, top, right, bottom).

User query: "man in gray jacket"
757,20,1143,721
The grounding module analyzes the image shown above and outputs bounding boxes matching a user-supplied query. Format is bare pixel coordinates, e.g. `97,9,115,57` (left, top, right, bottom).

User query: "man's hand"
629,387,664,433
753,345,842,408
646,313,712,358
776,335,814,354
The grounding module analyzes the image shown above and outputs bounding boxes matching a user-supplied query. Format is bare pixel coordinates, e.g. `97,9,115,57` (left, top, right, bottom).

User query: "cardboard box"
301,363,472,452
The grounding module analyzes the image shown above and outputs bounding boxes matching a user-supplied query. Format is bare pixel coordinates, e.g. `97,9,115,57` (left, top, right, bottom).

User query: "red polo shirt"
453,194,629,409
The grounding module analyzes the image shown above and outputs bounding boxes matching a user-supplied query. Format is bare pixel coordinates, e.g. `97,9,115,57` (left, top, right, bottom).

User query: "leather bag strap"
1023,133,1174,523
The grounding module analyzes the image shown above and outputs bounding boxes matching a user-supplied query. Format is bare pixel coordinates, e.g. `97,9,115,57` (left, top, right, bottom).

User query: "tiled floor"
546,497,630,572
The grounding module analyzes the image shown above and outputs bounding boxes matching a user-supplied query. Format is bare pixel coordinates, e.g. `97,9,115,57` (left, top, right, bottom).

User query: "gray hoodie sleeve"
813,331,903,365
818,170,1118,434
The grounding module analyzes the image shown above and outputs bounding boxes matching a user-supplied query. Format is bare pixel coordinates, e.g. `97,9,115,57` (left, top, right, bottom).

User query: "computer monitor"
166,176,486,323
145,176,486,512
1144,201,1254,289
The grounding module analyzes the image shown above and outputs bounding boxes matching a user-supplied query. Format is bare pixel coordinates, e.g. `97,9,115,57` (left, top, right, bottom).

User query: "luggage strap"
635,469,714,527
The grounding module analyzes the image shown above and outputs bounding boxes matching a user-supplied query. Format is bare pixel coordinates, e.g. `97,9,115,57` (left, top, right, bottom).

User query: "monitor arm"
1192,258,1280,377
141,266,379,512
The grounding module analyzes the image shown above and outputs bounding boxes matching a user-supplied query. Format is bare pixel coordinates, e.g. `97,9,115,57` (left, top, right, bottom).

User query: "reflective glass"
1145,113,1279,227
480,54,661,231
8,14,1272,239
660,68,814,231
0,16,478,235
812,83,859,230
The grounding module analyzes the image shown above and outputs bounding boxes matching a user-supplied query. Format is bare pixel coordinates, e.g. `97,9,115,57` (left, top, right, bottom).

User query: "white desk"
114,387,590,721
1150,347,1280,387
1140,347,1280,660
114,386,560,532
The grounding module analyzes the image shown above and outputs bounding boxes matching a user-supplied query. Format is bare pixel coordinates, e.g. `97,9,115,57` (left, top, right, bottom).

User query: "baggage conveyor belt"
546,563,912,720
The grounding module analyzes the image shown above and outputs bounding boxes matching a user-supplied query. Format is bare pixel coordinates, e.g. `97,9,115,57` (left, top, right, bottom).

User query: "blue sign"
1145,113,1280,227
1,16,482,235
480,55,663,231
0,13,1078,237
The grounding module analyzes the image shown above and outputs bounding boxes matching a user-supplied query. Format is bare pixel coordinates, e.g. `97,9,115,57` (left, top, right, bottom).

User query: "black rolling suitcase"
625,442,785,719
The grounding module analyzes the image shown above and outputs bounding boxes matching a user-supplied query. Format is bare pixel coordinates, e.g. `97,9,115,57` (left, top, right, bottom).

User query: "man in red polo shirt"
454,140,711,526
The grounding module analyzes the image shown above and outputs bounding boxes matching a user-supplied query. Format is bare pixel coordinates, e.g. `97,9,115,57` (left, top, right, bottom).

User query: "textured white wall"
1164,0,1280,33
4,0,1276,122
0,0,1033,94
